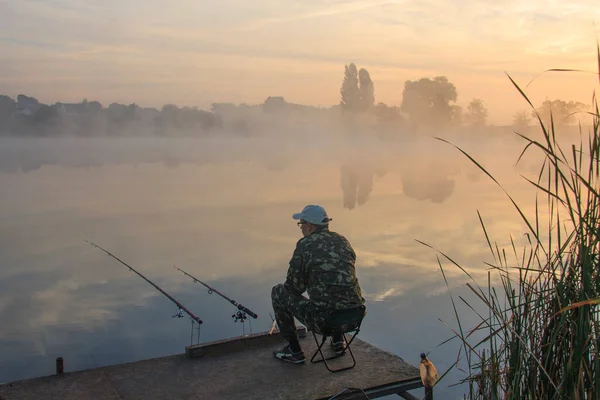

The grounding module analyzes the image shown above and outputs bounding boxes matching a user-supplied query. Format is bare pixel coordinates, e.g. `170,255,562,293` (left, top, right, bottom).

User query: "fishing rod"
173,265,258,322
85,240,203,326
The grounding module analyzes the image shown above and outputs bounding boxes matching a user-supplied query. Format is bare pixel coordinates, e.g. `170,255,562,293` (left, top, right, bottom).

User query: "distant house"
56,100,103,116
263,96,287,112
56,103,84,116
263,96,322,117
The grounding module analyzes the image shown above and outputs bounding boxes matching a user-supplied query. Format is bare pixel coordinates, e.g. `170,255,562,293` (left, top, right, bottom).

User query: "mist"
0,121,554,398
2,6,599,394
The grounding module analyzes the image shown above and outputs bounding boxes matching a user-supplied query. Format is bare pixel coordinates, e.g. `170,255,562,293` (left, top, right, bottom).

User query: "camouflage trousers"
271,284,326,341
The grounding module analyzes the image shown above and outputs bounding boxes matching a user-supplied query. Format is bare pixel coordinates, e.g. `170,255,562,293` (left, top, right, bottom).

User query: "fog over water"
2,1,598,397
0,130,577,397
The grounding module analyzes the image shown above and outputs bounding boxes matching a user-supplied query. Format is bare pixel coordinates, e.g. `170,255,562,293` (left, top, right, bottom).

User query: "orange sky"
1,0,599,124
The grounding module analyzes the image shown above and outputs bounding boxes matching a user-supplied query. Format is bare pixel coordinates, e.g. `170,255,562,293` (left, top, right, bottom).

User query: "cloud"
231,0,407,31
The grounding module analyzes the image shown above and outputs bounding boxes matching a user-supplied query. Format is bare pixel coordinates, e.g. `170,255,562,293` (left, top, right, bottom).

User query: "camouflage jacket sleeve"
284,239,307,296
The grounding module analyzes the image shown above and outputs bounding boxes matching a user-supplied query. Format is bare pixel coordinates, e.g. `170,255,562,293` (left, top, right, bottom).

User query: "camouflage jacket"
284,228,365,313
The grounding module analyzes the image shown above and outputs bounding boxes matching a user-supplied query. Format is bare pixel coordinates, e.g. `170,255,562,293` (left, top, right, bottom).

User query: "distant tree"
86,101,103,113
512,110,532,131
210,103,237,115
29,105,61,136
161,104,179,119
154,104,180,134
464,98,488,127
374,102,405,125
105,102,137,135
449,105,463,126
31,105,58,124
373,102,406,139
533,99,588,126
15,94,41,120
127,103,139,118
179,107,196,131
107,103,127,117
400,76,458,130
16,94,39,106
0,95,16,133
358,68,374,111
197,110,222,132
340,63,360,113
75,99,105,136
373,102,392,122
0,95,15,111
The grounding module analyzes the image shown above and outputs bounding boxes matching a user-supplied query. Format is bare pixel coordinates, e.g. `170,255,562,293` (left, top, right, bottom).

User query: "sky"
1,0,599,124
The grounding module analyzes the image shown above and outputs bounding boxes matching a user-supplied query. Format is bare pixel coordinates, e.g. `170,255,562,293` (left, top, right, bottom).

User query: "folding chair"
310,304,366,372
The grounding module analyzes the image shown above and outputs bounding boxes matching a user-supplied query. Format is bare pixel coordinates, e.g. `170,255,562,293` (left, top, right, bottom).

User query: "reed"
423,45,600,398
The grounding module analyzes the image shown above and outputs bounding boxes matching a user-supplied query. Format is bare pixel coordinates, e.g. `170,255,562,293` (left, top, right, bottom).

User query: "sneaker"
330,338,347,354
273,345,305,364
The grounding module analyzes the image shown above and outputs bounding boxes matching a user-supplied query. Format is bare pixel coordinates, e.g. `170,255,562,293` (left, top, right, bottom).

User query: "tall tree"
400,76,458,130
340,63,360,113
358,68,374,111
512,110,531,130
464,98,488,127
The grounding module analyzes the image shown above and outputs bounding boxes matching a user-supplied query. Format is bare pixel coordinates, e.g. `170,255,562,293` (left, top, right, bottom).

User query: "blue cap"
292,205,332,225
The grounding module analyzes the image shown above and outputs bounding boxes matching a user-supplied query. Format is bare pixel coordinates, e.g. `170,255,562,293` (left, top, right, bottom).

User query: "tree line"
0,95,223,137
339,62,589,135
0,64,589,137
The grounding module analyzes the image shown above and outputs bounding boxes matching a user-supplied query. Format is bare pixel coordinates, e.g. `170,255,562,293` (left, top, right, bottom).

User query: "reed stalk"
423,46,600,399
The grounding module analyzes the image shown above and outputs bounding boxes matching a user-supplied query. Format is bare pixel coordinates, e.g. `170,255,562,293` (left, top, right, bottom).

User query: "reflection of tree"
340,155,458,206
340,164,383,209
399,151,459,203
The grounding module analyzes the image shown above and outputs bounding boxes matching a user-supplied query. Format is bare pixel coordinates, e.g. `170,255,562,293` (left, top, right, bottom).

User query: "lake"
0,132,551,398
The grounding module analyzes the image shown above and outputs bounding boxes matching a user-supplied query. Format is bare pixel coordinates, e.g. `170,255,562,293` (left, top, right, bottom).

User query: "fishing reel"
232,310,248,323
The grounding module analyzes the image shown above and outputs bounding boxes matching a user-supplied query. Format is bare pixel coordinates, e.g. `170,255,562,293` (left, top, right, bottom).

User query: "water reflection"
337,137,489,209
340,164,378,209
0,135,542,398
1,136,473,208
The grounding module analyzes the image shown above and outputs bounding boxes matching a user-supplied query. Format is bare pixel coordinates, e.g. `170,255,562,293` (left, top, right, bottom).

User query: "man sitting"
271,204,365,364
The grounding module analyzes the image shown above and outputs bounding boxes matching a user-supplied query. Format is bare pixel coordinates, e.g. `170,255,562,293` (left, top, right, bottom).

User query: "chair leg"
311,331,360,372
323,333,357,372
310,332,329,364
310,333,345,364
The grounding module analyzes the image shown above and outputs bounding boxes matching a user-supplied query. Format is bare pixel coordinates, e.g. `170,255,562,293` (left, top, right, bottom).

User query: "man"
271,204,365,364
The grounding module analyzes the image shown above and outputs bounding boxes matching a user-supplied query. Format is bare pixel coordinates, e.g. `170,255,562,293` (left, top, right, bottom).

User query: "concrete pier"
0,328,424,400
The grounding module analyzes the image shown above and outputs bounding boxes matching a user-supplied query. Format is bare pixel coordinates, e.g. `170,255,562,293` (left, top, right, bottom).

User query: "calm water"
0,133,548,398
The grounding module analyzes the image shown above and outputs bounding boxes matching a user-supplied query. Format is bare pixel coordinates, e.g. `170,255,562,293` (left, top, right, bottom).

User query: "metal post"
424,387,433,400
56,357,64,375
